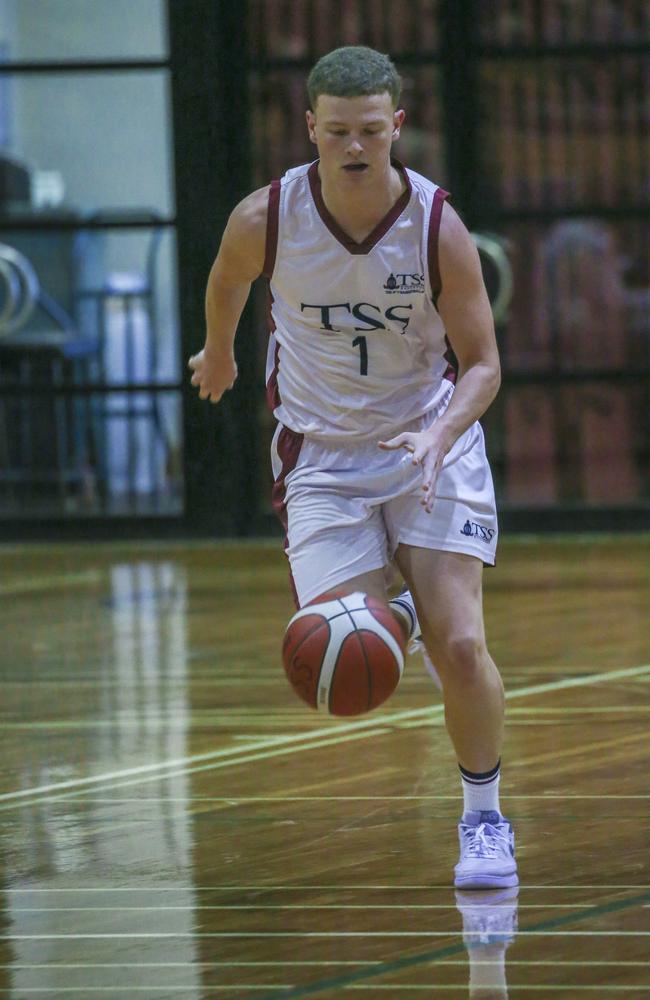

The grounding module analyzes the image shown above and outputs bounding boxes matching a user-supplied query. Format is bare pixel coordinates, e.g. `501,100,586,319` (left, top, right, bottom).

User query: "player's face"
306,92,405,183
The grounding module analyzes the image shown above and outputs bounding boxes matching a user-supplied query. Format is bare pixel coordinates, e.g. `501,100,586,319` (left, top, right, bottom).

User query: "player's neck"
318,161,407,244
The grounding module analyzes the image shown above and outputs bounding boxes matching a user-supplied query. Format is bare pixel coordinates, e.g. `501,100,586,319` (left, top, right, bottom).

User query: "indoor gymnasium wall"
243,0,649,530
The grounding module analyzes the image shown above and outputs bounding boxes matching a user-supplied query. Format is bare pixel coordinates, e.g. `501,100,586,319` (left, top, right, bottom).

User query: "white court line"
5,885,650,892
4,960,649,969
346,989,649,994
2,660,648,806
7,989,648,995
0,570,102,597
23,794,650,803
10,903,607,912
0,990,287,995
5,931,650,939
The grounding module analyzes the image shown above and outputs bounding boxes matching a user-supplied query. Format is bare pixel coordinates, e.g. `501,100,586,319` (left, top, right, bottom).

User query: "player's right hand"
188,345,238,403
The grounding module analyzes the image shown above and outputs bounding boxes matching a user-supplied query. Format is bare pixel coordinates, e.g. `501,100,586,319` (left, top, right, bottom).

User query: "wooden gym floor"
0,534,648,998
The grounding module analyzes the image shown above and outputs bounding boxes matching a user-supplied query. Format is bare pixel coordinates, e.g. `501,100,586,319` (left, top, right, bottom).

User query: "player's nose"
346,138,364,157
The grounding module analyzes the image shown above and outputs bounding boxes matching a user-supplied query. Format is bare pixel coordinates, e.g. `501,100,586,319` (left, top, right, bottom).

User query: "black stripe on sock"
390,598,416,638
459,759,501,784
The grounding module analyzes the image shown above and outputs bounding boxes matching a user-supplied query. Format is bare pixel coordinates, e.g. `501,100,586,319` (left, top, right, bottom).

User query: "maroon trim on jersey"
262,179,281,278
307,158,412,255
427,186,450,307
271,424,304,609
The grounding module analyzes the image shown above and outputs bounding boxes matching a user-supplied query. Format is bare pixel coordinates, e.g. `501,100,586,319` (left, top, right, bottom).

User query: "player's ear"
392,108,406,140
306,110,318,145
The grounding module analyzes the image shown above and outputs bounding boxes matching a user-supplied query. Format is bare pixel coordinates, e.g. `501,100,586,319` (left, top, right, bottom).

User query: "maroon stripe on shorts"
271,424,304,608
427,186,449,307
262,179,281,278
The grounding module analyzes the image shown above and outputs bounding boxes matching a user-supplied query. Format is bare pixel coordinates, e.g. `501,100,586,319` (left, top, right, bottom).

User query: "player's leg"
307,568,417,651
395,546,503,771
311,568,388,604
395,544,517,890
274,427,422,648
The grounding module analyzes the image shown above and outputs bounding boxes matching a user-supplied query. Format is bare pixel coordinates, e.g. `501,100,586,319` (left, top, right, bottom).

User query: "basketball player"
189,46,517,890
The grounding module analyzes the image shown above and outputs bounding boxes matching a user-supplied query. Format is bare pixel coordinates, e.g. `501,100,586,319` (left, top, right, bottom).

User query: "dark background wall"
175,0,649,536
0,0,648,537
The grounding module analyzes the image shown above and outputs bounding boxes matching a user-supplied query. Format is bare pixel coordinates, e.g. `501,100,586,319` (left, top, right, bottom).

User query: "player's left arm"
432,201,501,445
379,202,501,512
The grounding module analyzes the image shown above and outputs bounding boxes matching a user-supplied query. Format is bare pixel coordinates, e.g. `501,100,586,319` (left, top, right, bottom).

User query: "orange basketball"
282,591,406,716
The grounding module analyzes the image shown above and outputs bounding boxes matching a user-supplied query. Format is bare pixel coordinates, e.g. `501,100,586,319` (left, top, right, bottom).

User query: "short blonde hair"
307,46,402,109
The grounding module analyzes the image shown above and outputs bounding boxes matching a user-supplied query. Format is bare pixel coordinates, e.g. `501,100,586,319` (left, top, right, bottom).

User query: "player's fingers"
420,458,439,512
420,482,435,511
378,433,413,452
412,443,430,464
377,435,402,450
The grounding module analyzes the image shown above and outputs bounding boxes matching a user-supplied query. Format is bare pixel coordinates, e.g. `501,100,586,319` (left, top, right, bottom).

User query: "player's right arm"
188,185,269,403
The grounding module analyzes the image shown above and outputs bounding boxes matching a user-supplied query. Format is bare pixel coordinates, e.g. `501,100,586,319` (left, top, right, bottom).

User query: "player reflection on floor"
456,886,519,998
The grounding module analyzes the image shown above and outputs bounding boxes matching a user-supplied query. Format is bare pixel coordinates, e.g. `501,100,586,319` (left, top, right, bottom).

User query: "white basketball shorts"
271,402,498,608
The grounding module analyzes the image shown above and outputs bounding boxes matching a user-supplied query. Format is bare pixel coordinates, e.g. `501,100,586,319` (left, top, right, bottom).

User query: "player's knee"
435,634,488,685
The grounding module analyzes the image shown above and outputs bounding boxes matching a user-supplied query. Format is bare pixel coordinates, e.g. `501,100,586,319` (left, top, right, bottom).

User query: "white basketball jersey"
264,159,454,440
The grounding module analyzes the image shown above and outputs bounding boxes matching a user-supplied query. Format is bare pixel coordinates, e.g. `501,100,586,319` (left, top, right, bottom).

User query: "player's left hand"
378,428,447,513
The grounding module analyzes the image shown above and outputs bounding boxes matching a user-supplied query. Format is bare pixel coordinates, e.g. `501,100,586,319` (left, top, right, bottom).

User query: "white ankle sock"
388,590,418,642
459,760,501,817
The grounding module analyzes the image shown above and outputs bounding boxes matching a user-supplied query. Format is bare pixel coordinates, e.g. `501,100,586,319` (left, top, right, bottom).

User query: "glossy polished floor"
0,535,648,998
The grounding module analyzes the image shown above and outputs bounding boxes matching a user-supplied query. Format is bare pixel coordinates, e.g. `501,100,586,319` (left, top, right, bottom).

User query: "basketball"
282,591,406,716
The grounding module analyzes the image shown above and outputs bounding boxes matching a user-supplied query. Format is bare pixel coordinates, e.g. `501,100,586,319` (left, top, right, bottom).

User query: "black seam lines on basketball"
289,603,364,658
290,617,331,705
335,597,373,713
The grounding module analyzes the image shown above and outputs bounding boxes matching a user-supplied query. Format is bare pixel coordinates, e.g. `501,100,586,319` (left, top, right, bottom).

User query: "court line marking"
7,897,650,993
6,885,650,892
345,989,650,993
253,891,650,1000
9,903,615,912
6,931,650,939
5,983,650,998
0,570,102,596
4,961,649,969
12,794,649,803
5,989,650,995
5,704,649,731
2,660,648,805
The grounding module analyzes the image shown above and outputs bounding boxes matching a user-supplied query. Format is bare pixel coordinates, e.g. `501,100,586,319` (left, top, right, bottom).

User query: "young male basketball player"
189,46,518,890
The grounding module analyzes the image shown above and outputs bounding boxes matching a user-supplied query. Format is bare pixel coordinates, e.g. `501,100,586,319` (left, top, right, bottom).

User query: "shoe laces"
462,821,510,859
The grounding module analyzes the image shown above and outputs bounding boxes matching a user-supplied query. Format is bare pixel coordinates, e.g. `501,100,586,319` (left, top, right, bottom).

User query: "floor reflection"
457,886,519,998
4,560,203,997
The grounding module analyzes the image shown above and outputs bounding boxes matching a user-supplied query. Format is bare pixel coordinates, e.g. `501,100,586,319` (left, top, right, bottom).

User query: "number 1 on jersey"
352,335,368,376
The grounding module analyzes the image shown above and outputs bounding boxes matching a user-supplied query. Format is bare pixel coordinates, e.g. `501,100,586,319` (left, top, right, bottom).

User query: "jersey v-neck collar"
307,158,412,255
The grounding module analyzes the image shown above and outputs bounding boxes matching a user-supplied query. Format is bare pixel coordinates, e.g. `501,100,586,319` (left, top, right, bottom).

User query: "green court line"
253,890,650,1000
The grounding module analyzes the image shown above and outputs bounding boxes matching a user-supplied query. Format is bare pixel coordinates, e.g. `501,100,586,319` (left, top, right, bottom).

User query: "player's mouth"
342,163,368,172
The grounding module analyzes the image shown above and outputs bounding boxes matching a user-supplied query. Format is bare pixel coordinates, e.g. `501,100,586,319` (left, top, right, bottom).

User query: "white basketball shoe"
455,811,519,890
